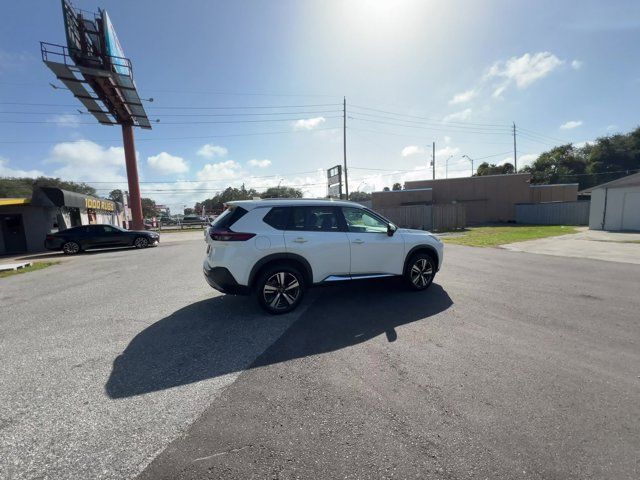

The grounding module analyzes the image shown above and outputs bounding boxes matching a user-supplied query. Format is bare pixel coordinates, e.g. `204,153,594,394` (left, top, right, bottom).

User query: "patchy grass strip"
0,261,60,279
443,225,578,247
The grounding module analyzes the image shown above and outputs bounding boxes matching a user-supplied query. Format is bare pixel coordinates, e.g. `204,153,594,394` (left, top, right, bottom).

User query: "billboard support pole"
122,123,144,230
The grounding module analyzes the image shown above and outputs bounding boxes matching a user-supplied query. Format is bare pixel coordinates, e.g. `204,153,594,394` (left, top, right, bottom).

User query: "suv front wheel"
256,265,305,314
404,253,436,291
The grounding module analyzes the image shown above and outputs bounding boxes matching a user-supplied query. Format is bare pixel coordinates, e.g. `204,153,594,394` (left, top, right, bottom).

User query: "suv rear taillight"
209,228,256,242
45,234,55,241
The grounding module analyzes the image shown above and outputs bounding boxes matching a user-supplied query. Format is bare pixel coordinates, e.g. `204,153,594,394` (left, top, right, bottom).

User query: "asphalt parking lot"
1,235,639,479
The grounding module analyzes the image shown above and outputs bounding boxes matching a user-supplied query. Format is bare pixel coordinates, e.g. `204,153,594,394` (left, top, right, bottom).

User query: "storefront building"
0,187,122,255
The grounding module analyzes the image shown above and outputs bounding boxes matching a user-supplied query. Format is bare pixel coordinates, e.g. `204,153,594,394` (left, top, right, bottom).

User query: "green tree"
520,127,640,189
349,191,372,201
184,207,195,215
476,162,515,176
0,176,96,197
261,186,303,199
392,182,402,191
141,198,160,218
382,186,390,192
108,189,123,203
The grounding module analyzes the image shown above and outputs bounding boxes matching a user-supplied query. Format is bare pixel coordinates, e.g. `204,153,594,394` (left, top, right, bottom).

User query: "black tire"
133,236,149,249
255,264,305,315
404,253,436,291
62,241,81,255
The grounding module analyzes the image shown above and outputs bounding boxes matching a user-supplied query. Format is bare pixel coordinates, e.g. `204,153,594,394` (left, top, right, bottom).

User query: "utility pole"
343,97,349,199
513,122,518,173
432,141,436,180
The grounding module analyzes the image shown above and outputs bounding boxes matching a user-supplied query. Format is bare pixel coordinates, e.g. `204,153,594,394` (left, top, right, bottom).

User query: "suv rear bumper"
203,262,250,295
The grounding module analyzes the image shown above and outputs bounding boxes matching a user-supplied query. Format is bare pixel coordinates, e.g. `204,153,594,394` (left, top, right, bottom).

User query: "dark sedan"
45,224,160,255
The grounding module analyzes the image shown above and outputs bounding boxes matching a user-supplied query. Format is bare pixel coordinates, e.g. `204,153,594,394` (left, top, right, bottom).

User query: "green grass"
442,225,578,247
0,261,60,279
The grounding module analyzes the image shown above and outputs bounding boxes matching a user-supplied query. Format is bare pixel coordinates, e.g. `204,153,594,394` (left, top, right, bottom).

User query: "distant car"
45,224,160,255
181,215,207,225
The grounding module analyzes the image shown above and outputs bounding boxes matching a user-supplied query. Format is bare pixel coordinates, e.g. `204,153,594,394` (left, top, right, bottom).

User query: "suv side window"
341,207,388,233
287,206,341,232
263,207,290,230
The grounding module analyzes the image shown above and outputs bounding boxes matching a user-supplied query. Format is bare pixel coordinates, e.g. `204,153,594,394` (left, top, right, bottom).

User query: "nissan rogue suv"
203,199,444,314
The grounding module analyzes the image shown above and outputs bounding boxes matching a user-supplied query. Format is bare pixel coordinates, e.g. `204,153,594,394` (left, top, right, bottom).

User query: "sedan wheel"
257,267,304,314
405,254,435,290
62,241,80,255
134,237,149,248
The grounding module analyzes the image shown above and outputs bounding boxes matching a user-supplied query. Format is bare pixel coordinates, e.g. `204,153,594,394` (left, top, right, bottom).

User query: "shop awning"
31,187,116,212
0,198,31,206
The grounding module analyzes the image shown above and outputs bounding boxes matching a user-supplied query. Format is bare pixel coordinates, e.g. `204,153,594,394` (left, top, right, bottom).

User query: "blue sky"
1,0,639,210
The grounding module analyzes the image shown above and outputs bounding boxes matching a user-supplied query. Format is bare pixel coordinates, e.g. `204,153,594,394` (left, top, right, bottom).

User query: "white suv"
203,199,444,314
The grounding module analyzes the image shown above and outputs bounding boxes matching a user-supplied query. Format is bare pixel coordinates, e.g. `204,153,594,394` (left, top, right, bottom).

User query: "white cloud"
0,156,44,178
571,60,583,70
293,116,326,131
46,140,127,182
449,89,476,105
518,153,539,168
147,152,189,175
444,136,452,144
606,124,617,131
487,52,564,88
560,120,583,130
443,108,472,122
401,145,425,157
247,158,272,168
197,144,228,158
50,114,81,128
196,160,242,181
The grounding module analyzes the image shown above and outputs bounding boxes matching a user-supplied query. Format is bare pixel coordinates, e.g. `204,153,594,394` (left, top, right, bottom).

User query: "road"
1,235,639,479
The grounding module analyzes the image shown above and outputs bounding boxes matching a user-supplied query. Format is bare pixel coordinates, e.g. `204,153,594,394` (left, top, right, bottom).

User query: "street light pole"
462,155,474,177
446,155,454,179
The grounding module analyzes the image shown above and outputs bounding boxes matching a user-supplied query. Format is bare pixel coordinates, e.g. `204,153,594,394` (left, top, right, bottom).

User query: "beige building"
372,174,578,223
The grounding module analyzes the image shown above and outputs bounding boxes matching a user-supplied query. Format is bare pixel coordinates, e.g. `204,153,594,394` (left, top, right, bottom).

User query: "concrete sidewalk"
502,228,640,264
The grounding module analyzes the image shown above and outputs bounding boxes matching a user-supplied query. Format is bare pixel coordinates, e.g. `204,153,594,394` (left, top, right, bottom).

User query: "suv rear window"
211,206,248,229
263,207,289,230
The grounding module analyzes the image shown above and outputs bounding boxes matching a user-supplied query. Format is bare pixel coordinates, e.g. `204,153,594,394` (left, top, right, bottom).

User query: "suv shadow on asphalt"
105,280,453,399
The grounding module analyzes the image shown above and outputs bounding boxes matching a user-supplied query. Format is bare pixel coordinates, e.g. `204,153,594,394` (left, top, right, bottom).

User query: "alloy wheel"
62,242,79,254
263,272,301,311
410,258,433,287
134,237,149,248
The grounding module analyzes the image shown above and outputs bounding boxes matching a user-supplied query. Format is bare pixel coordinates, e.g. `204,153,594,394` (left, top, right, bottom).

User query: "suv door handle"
352,239,365,244
292,237,308,243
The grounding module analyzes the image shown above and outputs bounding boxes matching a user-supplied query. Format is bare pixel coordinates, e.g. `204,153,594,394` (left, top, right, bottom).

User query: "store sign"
85,198,115,212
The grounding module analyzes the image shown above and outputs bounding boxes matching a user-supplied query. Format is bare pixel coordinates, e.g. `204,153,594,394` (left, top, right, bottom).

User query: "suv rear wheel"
256,265,305,314
404,253,436,291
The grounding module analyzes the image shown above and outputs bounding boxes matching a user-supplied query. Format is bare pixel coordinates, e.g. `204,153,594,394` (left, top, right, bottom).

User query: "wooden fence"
515,201,590,225
376,204,466,231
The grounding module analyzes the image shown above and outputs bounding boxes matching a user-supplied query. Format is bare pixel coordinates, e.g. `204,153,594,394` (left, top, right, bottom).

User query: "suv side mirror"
387,222,397,236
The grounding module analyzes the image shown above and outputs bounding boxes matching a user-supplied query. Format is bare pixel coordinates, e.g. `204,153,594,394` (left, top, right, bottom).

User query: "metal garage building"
582,172,640,231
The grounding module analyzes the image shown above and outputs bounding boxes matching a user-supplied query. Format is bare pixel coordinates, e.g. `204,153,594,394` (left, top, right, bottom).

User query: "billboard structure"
41,0,152,229
327,165,343,199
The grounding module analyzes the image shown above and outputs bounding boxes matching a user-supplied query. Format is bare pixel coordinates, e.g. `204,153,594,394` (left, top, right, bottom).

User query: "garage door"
622,192,640,231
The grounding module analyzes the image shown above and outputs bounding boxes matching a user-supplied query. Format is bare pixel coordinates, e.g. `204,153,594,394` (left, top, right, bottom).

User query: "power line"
0,116,342,126
0,110,342,118
348,116,512,135
0,127,341,144
349,109,511,132
350,104,510,128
